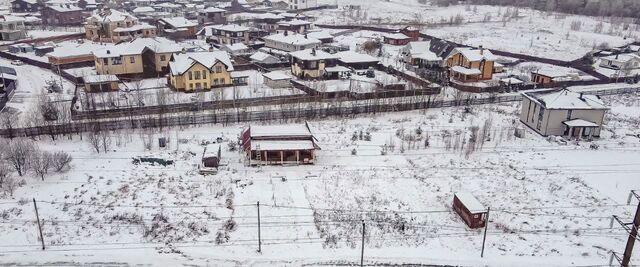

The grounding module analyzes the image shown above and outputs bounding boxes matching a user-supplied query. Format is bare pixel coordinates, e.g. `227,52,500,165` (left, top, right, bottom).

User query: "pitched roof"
89,8,136,22
159,17,197,28
449,47,496,62
250,51,277,62
112,22,155,32
289,49,337,61
93,37,193,58
263,33,321,46
454,192,486,213
523,88,608,110
263,71,290,81
169,51,234,76
201,6,226,13
334,51,379,64
384,32,411,40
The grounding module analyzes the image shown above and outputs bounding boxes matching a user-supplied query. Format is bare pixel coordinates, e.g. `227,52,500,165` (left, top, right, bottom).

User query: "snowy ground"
1,92,640,266
310,1,639,61
300,70,408,93
82,70,306,111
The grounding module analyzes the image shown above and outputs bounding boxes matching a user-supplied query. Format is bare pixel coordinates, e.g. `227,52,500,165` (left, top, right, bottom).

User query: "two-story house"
197,24,250,45
445,46,496,82
290,48,338,79
167,51,236,91
41,3,86,26
0,15,27,41
263,32,320,53
157,17,198,40
10,0,42,13
85,8,156,43
197,7,227,25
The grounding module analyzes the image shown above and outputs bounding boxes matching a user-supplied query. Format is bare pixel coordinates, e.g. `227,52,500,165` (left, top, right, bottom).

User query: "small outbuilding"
83,74,120,92
263,71,291,88
34,45,55,56
199,144,222,174
452,192,488,229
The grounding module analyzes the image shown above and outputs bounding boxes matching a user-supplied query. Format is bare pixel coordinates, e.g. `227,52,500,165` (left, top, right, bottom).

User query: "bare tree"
31,151,53,181
0,163,10,188
3,177,17,196
5,139,35,176
52,151,72,172
87,130,101,153
99,130,112,152
0,113,18,139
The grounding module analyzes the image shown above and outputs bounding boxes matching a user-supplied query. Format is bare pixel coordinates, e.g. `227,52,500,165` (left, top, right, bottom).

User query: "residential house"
263,32,320,52
153,2,181,16
167,51,236,91
93,37,195,77
241,123,320,166
446,47,496,82
10,0,42,13
277,19,311,34
262,0,288,10
334,50,379,70
254,12,285,32
197,24,250,45
599,53,640,71
157,17,198,40
520,88,608,139
383,32,412,46
306,30,333,44
41,3,86,26
47,42,105,66
284,0,317,10
399,26,420,42
289,48,338,79
197,7,227,25
85,8,157,43
0,15,26,41
401,41,443,69
531,69,581,85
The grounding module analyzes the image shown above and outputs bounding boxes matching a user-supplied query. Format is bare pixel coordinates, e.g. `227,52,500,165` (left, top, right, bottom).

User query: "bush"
52,152,72,172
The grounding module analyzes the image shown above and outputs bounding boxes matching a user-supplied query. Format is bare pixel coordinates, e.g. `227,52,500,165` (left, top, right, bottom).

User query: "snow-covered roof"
335,51,379,64
257,12,284,20
0,15,26,22
89,9,136,22
159,17,197,28
201,6,226,13
306,30,333,40
263,33,321,46
204,144,221,158
263,71,290,81
278,19,311,26
405,41,442,61
47,42,107,59
290,49,337,61
169,51,234,76
500,77,523,84
534,68,573,79
93,37,191,58
47,4,83,12
384,32,411,40
523,88,608,110
84,74,119,83
251,140,315,151
249,124,312,138
113,22,154,32
325,66,351,73
222,42,249,51
449,47,496,62
250,51,276,62
198,24,249,36
455,192,486,213
132,7,155,13
563,119,600,128
450,66,481,75
601,53,640,63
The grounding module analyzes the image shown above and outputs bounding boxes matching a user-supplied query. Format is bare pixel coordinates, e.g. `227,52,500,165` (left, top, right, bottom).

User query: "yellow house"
85,8,157,43
168,51,235,92
445,47,496,82
93,37,194,77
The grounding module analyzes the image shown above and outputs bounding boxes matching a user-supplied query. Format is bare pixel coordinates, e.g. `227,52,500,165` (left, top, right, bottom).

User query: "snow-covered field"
311,1,639,61
1,91,640,266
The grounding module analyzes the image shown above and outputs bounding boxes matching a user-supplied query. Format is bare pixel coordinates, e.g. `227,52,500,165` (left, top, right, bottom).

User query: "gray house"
520,88,608,139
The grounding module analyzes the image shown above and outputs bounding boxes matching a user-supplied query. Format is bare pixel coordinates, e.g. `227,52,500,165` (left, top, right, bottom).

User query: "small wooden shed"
452,192,488,229
202,144,221,168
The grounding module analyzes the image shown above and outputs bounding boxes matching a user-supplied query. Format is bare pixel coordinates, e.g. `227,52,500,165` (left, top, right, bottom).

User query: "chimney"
479,45,484,55
283,30,288,36
106,49,110,54
304,33,308,39
311,48,316,56
579,92,584,100
209,44,214,52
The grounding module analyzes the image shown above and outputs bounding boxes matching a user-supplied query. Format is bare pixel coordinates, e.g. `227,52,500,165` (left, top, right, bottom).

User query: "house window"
160,55,166,61
129,56,135,63
213,78,219,85
220,78,225,84
102,58,108,65
203,82,207,88
202,70,207,79
536,106,545,130
189,83,193,90
195,82,201,90
111,57,122,65
215,66,223,73
188,71,193,80
194,71,201,80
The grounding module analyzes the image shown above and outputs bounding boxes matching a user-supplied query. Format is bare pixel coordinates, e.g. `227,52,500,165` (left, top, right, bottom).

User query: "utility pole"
481,207,490,258
257,201,262,253
360,220,365,267
611,190,640,267
32,198,45,250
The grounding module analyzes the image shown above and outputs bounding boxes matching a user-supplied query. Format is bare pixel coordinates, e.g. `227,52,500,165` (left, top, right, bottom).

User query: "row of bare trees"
0,138,72,197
